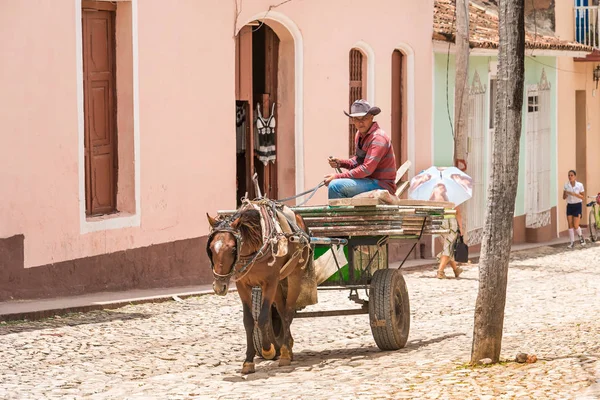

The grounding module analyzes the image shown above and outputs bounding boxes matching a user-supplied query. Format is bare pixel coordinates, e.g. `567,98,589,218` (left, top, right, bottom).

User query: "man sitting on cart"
325,99,397,199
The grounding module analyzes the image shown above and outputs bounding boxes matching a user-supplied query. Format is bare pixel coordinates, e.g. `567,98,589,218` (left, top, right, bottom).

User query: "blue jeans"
328,178,384,199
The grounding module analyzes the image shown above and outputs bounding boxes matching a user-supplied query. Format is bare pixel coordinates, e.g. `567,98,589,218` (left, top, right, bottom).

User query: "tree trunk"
454,0,470,173
470,0,525,364
454,0,470,235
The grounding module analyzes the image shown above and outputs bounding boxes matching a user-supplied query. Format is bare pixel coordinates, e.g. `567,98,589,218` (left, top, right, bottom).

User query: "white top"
564,181,584,204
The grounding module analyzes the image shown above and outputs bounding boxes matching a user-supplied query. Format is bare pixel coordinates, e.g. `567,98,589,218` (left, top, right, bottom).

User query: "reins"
277,181,326,207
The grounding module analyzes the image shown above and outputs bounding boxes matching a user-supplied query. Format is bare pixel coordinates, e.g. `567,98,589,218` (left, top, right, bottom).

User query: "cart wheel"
251,287,284,358
369,269,410,350
589,210,598,242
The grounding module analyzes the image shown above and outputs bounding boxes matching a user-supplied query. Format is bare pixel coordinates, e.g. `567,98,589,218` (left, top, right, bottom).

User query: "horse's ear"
230,217,241,229
207,213,217,228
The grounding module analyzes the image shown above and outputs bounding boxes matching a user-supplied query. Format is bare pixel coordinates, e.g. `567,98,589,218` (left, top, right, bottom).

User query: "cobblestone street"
1,244,599,399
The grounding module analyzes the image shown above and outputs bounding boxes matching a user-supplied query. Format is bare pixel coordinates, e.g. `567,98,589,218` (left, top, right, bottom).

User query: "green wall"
433,53,558,217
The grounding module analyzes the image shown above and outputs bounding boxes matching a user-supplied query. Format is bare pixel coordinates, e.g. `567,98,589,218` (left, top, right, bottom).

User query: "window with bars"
525,70,552,228
466,71,487,244
348,49,365,155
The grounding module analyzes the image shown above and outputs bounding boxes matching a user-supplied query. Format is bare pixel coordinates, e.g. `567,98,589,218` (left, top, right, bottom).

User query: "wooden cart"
238,200,455,353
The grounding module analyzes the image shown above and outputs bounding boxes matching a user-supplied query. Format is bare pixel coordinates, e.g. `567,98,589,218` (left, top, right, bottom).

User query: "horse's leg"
273,282,291,366
237,284,256,374
279,270,303,367
257,281,278,360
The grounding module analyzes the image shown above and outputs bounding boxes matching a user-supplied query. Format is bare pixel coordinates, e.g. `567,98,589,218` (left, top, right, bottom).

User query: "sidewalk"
0,235,576,322
395,234,574,270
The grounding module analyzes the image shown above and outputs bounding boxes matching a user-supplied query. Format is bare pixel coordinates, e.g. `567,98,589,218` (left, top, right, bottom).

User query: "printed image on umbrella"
408,166,473,206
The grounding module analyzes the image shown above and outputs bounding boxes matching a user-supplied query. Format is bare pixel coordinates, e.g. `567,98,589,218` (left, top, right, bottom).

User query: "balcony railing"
575,5,600,48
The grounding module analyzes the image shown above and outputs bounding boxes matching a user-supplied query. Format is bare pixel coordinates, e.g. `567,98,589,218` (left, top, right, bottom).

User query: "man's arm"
334,137,389,180
338,157,358,170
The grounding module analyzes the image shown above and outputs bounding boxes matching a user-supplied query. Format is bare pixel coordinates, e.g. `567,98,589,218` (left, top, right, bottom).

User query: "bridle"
207,218,270,282
207,220,243,280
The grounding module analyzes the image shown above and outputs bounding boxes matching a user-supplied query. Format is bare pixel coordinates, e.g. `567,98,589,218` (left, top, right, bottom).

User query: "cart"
220,200,455,353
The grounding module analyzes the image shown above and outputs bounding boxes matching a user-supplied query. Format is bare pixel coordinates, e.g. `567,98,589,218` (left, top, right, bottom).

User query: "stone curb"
0,290,221,323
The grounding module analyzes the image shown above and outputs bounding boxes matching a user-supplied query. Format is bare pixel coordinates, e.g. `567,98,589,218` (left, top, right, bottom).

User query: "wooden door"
391,50,404,165
576,90,588,220
82,3,117,215
349,49,364,155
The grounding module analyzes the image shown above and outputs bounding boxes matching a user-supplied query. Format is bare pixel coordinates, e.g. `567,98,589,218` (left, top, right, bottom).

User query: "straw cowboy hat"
344,99,381,117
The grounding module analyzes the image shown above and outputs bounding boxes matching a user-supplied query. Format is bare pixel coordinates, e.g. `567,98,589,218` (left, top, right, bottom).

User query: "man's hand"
324,174,336,186
328,157,340,169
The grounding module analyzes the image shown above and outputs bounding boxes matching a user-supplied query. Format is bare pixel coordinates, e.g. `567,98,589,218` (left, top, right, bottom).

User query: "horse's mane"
236,209,263,252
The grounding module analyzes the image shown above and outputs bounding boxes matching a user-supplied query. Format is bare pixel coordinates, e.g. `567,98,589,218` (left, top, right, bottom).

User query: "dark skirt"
566,202,582,218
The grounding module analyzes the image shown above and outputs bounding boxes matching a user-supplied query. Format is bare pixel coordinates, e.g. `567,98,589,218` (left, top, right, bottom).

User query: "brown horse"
206,204,311,374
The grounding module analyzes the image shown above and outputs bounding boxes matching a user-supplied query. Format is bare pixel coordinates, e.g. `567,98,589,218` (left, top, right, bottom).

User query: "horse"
206,203,311,374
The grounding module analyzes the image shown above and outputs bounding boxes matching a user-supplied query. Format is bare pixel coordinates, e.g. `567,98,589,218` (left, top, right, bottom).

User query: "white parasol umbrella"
408,166,473,206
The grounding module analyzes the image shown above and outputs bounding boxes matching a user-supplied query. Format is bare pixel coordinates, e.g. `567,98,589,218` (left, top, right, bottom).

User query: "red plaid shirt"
335,122,397,193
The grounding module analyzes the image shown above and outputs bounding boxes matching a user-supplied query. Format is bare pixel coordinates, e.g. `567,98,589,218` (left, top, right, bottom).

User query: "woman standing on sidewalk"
563,170,586,248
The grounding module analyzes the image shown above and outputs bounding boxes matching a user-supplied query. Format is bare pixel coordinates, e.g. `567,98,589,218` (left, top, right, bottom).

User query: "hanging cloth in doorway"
236,101,247,154
255,103,276,165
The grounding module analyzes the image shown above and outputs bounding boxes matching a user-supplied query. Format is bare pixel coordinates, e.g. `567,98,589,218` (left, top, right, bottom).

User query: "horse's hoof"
279,357,291,367
241,362,255,375
280,345,293,364
262,344,276,360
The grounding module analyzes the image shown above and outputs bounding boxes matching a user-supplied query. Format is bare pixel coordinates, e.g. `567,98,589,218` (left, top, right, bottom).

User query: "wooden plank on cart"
328,197,381,207
395,160,411,185
395,181,410,197
394,199,455,208
394,161,411,197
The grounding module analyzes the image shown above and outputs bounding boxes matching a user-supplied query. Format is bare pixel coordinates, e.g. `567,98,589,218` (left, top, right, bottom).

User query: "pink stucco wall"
0,0,434,268
555,0,600,233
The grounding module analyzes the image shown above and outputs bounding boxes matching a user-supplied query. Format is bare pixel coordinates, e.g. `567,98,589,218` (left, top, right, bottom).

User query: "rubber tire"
369,269,410,351
589,210,598,243
251,287,284,358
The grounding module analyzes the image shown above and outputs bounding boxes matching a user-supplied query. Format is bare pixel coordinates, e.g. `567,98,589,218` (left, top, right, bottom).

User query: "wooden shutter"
391,50,403,165
82,5,117,216
349,49,364,155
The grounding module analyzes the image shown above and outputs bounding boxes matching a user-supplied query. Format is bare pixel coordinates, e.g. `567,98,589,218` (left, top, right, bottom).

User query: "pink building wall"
0,0,434,298
555,0,600,234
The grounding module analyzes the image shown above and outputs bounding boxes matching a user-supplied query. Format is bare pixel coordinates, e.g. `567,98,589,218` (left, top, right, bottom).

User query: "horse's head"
206,213,242,296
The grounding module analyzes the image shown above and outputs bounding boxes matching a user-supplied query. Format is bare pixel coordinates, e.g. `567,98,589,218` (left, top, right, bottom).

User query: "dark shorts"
566,202,582,218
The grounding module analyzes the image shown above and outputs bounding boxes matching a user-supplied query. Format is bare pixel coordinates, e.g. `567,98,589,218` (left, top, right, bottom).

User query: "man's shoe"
579,235,586,246
567,242,575,249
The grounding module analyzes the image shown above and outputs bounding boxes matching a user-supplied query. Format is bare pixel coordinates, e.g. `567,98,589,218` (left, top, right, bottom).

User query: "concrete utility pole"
454,0,470,173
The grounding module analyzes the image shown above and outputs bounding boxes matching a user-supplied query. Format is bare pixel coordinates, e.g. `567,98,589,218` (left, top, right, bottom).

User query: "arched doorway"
235,18,298,205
